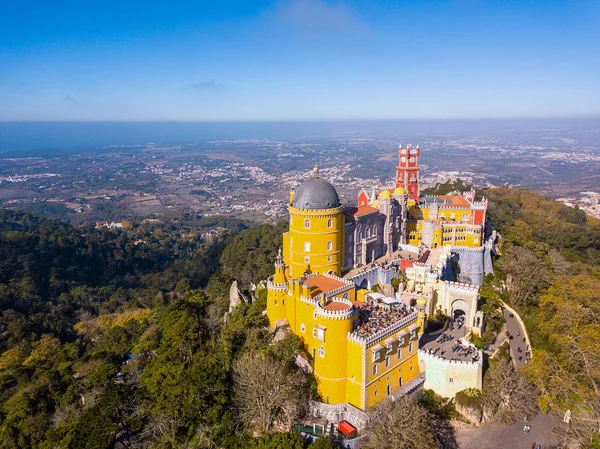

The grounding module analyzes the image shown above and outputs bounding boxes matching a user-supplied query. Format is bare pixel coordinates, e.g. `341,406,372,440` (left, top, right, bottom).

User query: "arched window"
304,241,310,252
319,346,325,358
387,385,391,395
372,225,377,236
327,218,333,228
327,241,333,251
372,364,378,376
300,323,305,333
304,219,310,228
385,356,390,368
366,228,371,238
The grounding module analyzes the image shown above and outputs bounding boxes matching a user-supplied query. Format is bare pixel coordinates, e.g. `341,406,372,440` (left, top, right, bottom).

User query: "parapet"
348,311,418,346
267,276,288,290
316,297,356,320
418,348,483,368
452,245,485,253
444,280,480,292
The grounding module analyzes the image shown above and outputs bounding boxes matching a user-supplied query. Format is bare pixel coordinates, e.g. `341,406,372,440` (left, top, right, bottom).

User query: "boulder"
228,280,246,313
295,353,313,374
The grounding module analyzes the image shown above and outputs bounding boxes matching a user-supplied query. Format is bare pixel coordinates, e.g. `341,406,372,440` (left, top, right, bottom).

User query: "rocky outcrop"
229,280,246,313
295,354,313,374
454,391,485,425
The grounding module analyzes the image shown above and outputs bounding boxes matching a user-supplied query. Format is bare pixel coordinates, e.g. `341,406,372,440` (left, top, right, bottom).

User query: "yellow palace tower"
284,166,344,278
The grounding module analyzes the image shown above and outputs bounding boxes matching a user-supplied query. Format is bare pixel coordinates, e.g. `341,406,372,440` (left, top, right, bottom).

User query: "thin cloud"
188,79,226,90
63,95,78,104
272,0,367,32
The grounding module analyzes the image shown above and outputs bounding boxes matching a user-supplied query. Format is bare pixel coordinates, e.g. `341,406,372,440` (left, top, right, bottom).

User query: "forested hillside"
0,185,599,448
0,210,335,449
483,187,600,448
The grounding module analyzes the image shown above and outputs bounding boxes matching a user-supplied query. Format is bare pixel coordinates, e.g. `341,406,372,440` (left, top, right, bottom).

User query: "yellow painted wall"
266,287,287,326
346,341,365,409
314,312,355,404
365,349,420,408
287,206,344,277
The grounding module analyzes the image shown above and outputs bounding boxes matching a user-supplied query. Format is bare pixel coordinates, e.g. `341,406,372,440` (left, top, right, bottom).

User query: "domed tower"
267,249,288,326
285,167,344,277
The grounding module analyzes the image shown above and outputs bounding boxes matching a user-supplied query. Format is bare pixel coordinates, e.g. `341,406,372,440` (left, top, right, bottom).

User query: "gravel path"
455,412,561,449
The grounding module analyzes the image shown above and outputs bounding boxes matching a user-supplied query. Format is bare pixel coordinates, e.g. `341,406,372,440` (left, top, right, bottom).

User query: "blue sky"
1,0,599,121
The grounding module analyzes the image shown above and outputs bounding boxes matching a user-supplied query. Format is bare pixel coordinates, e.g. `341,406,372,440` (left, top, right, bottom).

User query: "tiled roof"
304,275,348,297
439,195,470,207
344,205,379,217
324,301,351,311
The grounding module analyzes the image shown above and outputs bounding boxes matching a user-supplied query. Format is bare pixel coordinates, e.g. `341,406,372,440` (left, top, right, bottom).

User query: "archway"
451,299,469,321
359,278,371,290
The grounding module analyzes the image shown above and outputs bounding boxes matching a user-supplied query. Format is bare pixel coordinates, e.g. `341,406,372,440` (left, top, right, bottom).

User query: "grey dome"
292,170,340,210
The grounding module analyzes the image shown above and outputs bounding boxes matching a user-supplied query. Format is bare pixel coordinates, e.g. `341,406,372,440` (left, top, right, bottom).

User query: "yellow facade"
406,202,483,248
285,205,344,278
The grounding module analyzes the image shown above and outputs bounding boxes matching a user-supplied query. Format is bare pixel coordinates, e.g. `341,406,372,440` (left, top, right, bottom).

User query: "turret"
273,248,287,284
267,249,289,327
396,143,421,203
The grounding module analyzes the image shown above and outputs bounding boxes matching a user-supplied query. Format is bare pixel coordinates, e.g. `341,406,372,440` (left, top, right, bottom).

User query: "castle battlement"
267,276,288,290
444,280,479,290
327,284,353,298
453,245,485,253
316,298,356,319
288,205,343,216
418,348,483,368
299,295,319,305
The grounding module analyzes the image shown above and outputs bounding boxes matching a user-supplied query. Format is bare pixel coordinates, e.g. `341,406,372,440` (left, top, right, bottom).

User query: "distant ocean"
0,118,598,153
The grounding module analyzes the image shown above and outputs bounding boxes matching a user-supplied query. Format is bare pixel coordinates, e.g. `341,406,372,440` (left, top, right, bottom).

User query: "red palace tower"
395,144,420,202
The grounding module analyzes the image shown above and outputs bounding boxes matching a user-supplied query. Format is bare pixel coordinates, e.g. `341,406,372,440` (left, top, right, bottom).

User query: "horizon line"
1,114,600,124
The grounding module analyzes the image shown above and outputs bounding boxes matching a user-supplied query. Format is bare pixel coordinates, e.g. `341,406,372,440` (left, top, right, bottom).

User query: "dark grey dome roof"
292,169,340,210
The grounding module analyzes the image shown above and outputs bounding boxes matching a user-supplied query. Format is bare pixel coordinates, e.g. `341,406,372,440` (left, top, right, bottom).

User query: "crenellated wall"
418,349,483,398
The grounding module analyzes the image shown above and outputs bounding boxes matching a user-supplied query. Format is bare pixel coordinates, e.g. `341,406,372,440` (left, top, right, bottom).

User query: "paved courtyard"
455,412,561,449
420,319,480,362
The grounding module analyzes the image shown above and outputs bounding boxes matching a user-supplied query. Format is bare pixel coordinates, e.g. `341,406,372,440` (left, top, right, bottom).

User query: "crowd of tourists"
352,302,412,338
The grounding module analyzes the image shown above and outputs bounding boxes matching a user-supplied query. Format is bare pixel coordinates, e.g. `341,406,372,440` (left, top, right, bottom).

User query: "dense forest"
0,183,599,448
0,210,317,448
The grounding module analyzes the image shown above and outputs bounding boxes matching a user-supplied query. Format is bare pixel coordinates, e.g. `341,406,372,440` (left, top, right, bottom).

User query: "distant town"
1,125,599,225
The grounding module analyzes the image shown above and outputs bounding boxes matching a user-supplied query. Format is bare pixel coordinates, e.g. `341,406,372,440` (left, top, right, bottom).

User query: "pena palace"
267,144,489,419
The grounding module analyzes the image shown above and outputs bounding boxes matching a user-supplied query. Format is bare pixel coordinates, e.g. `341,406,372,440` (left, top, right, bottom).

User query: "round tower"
313,298,356,404
287,167,344,277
